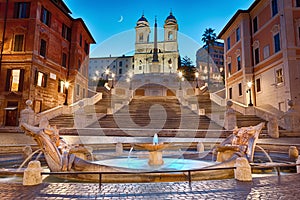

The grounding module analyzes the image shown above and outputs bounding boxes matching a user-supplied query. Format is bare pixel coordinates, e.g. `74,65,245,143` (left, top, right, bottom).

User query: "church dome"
165,12,177,25
137,15,149,27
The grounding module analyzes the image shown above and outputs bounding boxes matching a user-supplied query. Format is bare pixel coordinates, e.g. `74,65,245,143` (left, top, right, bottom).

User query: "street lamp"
64,81,70,106
195,72,199,88
111,73,115,89
178,71,183,90
247,81,253,106
105,68,110,82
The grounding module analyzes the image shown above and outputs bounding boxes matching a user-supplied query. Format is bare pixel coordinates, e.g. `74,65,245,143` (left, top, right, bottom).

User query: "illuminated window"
58,80,65,93
35,71,47,87
5,69,24,92
276,68,283,84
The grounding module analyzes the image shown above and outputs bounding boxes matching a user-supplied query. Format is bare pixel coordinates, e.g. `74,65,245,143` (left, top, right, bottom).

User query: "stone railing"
33,92,102,125
210,89,226,107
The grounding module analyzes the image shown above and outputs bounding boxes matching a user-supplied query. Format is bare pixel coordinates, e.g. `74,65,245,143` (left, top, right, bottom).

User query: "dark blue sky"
64,0,254,60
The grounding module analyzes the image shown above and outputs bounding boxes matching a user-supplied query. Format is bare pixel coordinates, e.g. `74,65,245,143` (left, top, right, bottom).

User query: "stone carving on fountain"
20,120,128,174
215,122,265,162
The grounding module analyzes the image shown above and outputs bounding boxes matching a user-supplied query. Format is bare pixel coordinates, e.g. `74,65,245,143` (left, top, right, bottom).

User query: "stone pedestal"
116,142,123,155
224,100,237,130
148,151,164,165
23,161,43,186
267,115,279,138
283,100,300,131
297,156,300,174
289,146,299,161
197,142,204,153
234,157,252,181
19,100,35,126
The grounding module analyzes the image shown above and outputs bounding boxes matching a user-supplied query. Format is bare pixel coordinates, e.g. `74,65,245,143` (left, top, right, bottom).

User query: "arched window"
139,33,143,42
168,31,173,40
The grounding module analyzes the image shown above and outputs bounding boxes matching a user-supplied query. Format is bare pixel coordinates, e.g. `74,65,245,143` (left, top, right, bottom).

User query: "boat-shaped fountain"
19,122,265,183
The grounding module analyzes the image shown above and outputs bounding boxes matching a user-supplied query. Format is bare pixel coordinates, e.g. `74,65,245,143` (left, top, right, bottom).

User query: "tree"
178,56,196,81
181,56,193,67
201,28,216,86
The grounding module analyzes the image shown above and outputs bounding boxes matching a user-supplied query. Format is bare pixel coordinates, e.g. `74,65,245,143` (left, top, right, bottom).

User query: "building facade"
0,0,95,126
89,55,133,85
196,41,224,84
133,12,179,74
218,0,300,113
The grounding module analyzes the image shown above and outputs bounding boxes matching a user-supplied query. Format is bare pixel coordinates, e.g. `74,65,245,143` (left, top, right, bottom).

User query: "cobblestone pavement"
0,174,300,200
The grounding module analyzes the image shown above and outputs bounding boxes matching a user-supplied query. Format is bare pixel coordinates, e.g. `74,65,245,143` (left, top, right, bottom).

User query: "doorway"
5,101,19,126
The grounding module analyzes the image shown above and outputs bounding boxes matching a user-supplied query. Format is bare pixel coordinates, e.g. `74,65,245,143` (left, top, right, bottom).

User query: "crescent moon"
118,16,123,23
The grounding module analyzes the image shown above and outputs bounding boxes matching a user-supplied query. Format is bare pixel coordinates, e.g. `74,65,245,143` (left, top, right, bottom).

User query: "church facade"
133,12,179,74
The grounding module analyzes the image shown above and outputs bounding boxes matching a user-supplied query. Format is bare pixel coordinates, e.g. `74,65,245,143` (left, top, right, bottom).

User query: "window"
254,48,260,65
84,42,89,54
76,84,80,96
236,27,240,41
237,56,241,71
78,60,81,70
58,80,65,93
272,0,278,16
253,17,258,33
274,33,281,53
79,34,82,47
263,45,270,59
238,83,242,96
229,88,232,99
139,66,142,70
83,88,86,98
119,68,122,74
256,78,261,92
62,53,67,68
139,33,143,42
40,39,46,57
13,34,24,52
41,7,51,26
276,68,283,84
5,69,25,92
168,31,174,40
62,24,71,41
297,0,300,7
227,37,231,50
119,61,122,67
35,71,47,87
228,63,232,76
14,2,30,18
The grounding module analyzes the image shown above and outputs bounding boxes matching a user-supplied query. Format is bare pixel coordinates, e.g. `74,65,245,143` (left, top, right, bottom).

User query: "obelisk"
151,17,160,73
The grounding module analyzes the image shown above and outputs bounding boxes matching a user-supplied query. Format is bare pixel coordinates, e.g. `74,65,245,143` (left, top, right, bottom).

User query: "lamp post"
105,69,110,82
195,72,199,88
247,81,253,106
111,73,115,89
64,81,70,106
178,71,183,90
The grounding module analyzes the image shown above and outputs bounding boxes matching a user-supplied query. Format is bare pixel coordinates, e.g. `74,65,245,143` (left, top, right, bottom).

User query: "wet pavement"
0,174,299,199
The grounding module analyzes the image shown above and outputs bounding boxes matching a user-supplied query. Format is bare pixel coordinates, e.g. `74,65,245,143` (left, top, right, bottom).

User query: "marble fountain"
10,121,268,183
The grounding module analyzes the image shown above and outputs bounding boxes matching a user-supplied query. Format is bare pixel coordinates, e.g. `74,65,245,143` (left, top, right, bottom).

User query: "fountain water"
153,133,158,145
18,149,42,170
